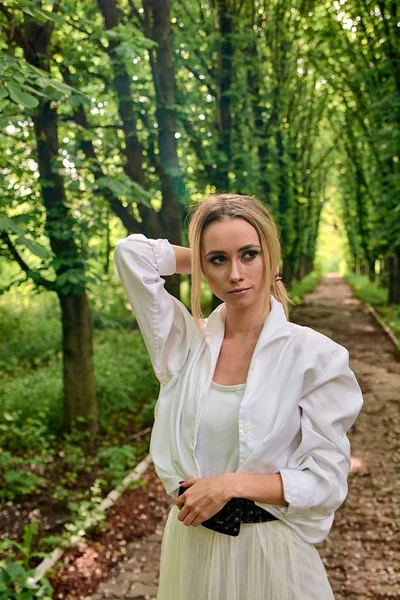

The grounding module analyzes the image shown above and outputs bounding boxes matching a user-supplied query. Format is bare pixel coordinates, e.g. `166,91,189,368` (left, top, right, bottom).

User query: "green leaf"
16,237,51,260
36,77,50,89
0,83,8,100
46,79,73,95
5,561,26,583
96,176,126,196
0,217,26,236
22,520,39,556
31,6,66,25
7,83,39,109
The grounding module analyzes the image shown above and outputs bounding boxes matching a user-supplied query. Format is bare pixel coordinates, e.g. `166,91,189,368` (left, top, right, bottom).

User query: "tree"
0,4,98,432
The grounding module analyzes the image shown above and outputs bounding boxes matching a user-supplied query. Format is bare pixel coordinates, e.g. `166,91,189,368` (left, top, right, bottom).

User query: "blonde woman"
114,194,363,600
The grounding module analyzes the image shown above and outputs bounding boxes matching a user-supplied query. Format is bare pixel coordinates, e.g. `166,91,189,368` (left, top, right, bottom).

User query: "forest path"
291,274,400,599
85,274,400,600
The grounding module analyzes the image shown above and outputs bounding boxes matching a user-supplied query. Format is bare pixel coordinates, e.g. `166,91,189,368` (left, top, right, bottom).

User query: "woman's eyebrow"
205,244,261,257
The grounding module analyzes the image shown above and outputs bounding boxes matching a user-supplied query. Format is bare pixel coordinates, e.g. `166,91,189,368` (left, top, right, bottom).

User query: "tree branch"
0,231,55,290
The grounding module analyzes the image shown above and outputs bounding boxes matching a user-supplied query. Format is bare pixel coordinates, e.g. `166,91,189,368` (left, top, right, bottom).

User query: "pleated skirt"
157,505,335,600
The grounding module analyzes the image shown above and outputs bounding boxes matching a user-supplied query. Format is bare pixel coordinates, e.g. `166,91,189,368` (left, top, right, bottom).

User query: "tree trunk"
368,259,376,282
283,256,295,287
97,0,164,240
380,257,388,289
98,0,181,298
388,250,400,304
276,128,294,253
214,0,233,191
246,25,271,199
104,208,111,276
304,256,313,276
59,292,98,433
143,0,183,299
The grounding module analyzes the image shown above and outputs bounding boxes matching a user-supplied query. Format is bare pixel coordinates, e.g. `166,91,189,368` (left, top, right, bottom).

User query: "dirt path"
291,274,400,599
84,274,400,600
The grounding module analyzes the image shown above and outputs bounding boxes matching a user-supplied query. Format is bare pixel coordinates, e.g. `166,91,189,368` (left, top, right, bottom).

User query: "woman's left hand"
176,476,230,527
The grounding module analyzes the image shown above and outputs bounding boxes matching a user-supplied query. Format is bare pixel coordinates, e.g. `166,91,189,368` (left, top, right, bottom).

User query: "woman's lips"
228,288,250,296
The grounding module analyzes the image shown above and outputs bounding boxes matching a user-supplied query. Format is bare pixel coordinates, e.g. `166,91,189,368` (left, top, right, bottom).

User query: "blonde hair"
188,193,292,330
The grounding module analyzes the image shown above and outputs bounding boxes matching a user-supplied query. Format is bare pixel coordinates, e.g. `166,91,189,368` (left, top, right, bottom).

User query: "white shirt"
196,381,246,477
114,234,364,544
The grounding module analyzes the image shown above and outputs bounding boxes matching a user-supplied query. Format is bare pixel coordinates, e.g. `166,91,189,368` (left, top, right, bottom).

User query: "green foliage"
0,321,158,448
0,375,63,448
0,295,61,379
0,560,53,600
0,450,52,500
96,175,153,208
64,499,107,543
0,521,47,567
0,52,79,111
0,278,158,448
94,328,159,426
287,272,324,307
97,444,137,488
376,305,400,340
344,273,388,307
139,397,157,429
0,521,53,600
2,468,45,501
89,275,134,330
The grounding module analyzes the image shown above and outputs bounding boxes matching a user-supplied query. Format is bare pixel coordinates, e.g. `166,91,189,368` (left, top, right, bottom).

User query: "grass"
344,273,400,342
287,271,324,309
344,273,388,306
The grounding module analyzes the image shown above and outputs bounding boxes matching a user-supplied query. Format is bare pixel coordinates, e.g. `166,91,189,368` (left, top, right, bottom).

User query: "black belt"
178,486,278,537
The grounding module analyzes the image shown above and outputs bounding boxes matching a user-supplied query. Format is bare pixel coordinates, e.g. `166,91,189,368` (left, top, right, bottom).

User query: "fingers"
190,515,204,527
177,504,198,526
181,477,197,488
175,477,222,528
175,478,197,510
177,495,204,526
176,494,185,509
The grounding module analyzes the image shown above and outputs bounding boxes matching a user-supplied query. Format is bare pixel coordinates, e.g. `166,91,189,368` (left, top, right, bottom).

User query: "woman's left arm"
277,346,364,519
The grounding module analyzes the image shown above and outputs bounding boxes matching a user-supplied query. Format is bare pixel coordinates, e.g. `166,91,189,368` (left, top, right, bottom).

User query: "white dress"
156,382,335,600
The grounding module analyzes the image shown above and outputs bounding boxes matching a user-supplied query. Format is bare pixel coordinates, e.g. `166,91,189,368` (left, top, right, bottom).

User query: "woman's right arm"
113,234,197,385
170,245,192,274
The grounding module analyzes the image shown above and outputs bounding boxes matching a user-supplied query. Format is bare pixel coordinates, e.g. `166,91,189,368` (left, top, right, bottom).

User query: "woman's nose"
229,260,243,282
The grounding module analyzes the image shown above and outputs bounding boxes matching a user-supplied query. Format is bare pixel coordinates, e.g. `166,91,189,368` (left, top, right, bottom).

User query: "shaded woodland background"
0,1,399,596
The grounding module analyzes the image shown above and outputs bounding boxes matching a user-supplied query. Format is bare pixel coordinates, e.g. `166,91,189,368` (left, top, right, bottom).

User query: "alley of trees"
1,0,399,433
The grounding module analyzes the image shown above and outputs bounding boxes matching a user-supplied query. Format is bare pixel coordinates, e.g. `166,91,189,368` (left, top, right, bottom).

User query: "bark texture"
59,293,98,432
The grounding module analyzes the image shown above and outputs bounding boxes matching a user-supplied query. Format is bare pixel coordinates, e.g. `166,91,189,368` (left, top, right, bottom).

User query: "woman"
114,194,363,600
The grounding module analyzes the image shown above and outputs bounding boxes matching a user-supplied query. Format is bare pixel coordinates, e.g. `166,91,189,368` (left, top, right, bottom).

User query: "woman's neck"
223,300,270,341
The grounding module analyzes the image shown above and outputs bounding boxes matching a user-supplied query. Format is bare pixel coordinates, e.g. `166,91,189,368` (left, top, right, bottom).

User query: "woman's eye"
209,251,259,265
242,251,258,260
210,256,226,265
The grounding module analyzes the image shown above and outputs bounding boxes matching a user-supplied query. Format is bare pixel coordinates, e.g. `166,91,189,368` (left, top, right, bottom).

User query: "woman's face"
201,218,266,309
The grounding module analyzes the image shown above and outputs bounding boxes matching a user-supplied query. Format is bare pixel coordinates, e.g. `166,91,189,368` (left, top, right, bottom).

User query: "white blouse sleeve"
113,234,198,385
279,346,363,523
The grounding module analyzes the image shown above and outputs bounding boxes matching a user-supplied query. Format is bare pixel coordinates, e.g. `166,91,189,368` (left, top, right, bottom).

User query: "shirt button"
243,426,249,433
